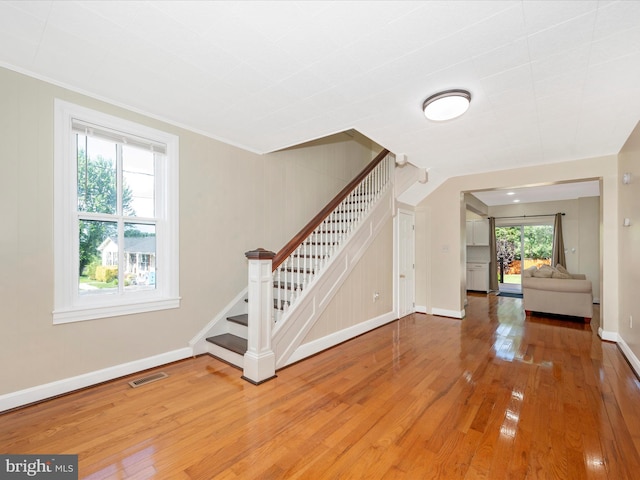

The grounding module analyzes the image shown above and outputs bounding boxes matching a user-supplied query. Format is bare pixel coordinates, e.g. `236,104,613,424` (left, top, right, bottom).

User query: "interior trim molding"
415,305,427,314
431,307,465,319
598,328,619,343
617,336,640,379
0,347,192,413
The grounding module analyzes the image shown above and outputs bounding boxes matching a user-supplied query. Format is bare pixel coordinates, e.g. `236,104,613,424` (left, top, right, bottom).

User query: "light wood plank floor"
2,293,640,479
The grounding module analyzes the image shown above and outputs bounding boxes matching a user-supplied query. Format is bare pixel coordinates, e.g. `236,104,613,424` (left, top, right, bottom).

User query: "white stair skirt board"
0,347,192,413
189,287,248,356
285,311,396,367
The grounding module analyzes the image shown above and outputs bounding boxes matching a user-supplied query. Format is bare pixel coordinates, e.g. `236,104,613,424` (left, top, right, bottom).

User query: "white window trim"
53,99,180,323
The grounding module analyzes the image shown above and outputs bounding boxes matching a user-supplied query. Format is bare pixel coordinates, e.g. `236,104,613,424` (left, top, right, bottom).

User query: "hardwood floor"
2,293,640,479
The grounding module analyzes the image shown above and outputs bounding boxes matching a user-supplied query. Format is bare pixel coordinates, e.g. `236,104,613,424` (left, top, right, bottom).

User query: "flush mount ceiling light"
422,89,471,121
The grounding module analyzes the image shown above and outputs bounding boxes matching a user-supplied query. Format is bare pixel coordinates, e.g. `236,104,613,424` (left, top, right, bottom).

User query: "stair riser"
228,321,247,339
207,344,244,369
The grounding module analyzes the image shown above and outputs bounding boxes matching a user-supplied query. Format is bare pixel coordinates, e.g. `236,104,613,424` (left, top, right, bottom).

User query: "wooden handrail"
272,148,390,270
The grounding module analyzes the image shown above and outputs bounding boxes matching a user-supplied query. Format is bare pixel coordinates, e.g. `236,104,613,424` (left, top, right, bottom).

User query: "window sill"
53,297,181,324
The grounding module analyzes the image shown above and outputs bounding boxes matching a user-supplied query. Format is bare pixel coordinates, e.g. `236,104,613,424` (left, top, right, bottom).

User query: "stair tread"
227,314,248,326
206,334,247,355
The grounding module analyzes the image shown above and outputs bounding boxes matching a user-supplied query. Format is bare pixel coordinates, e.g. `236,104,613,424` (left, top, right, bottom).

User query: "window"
54,100,179,323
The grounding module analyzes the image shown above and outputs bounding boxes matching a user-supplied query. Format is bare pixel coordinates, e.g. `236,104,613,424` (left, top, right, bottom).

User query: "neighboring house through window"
54,100,179,323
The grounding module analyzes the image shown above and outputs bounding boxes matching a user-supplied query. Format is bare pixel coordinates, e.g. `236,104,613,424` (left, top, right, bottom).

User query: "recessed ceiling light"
513,199,520,203
422,89,471,121
507,192,515,195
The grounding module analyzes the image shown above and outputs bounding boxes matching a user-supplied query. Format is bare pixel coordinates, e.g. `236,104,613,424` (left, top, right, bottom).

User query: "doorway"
495,224,553,293
397,210,415,317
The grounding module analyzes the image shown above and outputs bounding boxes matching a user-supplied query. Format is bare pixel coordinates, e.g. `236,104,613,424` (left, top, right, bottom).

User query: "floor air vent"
128,371,169,388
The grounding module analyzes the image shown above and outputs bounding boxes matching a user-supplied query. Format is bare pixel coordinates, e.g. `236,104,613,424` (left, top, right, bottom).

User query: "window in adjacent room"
53,100,179,323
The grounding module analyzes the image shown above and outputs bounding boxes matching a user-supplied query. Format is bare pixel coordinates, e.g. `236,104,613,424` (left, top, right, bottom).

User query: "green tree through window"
76,145,135,276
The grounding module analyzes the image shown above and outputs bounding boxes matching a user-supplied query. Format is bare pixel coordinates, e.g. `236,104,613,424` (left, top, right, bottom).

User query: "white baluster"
358,182,364,220
303,240,308,291
314,230,323,275
295,245,303,300
322,220,327,265
365,173,370,209
276,266,282,321
284,257,291,313
325,217,330,257
343,198,350,234
313,229,318,274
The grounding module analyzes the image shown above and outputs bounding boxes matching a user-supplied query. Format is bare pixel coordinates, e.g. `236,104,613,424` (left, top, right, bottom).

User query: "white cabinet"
466,220,489,246
467,262,489,292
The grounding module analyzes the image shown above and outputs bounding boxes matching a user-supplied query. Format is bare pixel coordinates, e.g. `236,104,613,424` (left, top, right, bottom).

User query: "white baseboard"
617,336,640,379
0,347,192,413
431,307,465,319
284,311,396,367
598,328,619,343
414,306,465,318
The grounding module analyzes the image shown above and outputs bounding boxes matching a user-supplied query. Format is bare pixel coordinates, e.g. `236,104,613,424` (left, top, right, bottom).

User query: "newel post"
243,248,277,384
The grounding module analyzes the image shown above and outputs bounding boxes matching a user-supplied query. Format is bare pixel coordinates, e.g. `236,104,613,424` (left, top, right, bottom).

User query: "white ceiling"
1,1,639,204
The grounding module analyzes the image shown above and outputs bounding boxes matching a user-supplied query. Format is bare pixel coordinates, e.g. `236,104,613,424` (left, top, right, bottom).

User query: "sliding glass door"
495,224,553,291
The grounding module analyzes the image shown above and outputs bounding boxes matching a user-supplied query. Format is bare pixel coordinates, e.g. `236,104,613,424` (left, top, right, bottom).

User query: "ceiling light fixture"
422,89,471,121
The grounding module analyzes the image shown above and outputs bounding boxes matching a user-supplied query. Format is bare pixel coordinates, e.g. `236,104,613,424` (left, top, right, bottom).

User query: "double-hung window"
54,100,179,323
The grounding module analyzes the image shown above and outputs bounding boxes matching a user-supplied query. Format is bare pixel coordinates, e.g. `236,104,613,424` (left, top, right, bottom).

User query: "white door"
398,210,415,317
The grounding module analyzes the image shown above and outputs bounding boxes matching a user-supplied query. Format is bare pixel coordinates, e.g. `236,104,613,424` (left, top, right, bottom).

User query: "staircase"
197,149,395,380
205,198,375,362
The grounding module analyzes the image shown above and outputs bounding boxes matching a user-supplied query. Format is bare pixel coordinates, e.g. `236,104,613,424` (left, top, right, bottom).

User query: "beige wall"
302,217,393,343
618,121,640,361
487,197,600,300
416,155,619,331
0,66,378,395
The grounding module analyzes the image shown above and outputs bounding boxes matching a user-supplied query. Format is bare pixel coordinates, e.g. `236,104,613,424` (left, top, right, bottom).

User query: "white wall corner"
0,347,193,413
598,327,619,343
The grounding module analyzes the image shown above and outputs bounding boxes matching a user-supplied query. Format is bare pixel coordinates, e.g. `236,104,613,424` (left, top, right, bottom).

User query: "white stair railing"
272,151,392,323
